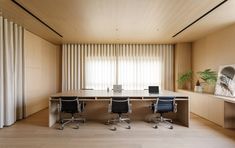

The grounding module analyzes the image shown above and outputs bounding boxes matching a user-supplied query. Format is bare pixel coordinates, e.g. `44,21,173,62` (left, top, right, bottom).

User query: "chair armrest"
81,102,86,112
108,102,112,113
153,103,158,113
174,102,177,113
77,103,82,112
57,102,61,112
128,103,132,113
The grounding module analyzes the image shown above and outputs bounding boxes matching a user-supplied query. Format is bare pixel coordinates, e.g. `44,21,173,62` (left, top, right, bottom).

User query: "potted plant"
197,69,217,92
177,70,193,90
197,69,217,84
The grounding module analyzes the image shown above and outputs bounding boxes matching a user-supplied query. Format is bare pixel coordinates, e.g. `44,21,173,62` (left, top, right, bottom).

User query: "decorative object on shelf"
194,80,202,93
197,69,217,93
215,64,235,97
197,69,217,84
177,70,192,90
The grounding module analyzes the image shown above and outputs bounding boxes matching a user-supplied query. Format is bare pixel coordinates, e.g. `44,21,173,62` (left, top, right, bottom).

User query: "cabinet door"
192,93,209,119
208,97,224,126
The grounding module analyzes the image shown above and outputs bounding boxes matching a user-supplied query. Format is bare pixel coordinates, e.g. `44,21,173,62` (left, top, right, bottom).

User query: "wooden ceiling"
0,0,235,44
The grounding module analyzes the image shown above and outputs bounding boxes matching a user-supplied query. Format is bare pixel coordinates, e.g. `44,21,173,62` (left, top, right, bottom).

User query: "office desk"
49,90,189,127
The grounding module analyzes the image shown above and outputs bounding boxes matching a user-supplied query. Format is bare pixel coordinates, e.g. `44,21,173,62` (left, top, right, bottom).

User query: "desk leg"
49,98,58,127
176,99,190,127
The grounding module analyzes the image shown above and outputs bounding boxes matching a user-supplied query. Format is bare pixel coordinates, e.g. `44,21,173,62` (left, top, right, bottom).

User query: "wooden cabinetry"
178,90,235,128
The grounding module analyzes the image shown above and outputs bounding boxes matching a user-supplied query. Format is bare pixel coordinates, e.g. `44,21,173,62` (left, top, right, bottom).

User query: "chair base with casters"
106,97,132,131
58,97,86,130
59,113,86,130
106,114,131,131
149,113,173,129
149,97,177,130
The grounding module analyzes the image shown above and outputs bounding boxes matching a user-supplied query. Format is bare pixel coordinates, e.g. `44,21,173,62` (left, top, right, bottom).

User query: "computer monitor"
113,85,122,93
148,86,159,94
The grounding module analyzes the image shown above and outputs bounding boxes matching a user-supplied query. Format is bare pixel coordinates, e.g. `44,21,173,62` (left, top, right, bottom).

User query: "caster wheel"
169,126,173,129
126,126,131,129
59,126,64,130
153,125,158,129
74,126,79,129
105,121,110,125
110,127,117,131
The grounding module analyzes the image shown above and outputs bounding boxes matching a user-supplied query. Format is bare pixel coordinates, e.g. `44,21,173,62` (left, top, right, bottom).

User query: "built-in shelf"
179,89,235,103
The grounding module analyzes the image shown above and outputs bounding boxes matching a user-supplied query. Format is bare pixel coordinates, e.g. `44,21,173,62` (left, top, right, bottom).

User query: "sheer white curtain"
0,16,24,128
62,44,174,91
117,44,162,90
62,44,81,91
84,44,116,90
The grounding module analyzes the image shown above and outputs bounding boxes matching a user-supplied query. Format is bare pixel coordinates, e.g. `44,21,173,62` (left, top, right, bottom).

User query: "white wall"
24,30,61,117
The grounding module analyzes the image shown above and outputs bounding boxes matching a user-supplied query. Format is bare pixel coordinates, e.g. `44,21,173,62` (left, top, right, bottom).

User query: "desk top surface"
51,90,188,98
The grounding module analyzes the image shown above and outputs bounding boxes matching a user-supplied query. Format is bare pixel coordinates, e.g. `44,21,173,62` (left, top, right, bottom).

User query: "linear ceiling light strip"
11,0,63,37
172,0,228,38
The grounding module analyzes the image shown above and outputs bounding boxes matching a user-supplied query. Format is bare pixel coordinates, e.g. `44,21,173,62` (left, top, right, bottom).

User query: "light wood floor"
0,109,235,148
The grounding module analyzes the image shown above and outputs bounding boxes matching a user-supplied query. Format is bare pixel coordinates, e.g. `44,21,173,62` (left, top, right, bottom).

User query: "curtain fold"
117,44,162,90
0,16,24,128
62,44,81,91
62,44,174,91
84,44,116,90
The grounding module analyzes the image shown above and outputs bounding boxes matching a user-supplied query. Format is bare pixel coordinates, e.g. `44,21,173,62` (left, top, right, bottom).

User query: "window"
118,56,161,90
85,56,116,90
62,44,173,91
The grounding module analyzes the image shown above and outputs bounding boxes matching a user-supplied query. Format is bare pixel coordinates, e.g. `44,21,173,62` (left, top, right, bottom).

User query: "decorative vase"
194,80,202,93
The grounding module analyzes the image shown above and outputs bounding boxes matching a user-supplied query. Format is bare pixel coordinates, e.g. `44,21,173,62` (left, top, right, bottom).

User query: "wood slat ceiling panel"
1,0,234,44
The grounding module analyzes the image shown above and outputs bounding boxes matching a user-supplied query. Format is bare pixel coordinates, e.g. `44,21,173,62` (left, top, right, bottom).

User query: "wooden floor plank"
0,109,235,148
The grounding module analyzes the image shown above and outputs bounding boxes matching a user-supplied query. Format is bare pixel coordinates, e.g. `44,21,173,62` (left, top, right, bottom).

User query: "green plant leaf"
177,70,193,87
197,69,217,84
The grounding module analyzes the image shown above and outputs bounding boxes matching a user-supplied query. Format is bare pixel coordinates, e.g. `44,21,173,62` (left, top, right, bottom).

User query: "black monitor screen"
148,86,159,94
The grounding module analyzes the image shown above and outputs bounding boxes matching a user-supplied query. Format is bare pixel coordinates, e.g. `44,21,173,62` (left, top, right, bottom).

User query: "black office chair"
58,97,85,130
150,97,177,129
106,97,132,131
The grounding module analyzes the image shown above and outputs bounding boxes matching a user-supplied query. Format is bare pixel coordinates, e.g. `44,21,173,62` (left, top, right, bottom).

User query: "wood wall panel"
24,29,61,117
192,23,235,93
174,43,192,90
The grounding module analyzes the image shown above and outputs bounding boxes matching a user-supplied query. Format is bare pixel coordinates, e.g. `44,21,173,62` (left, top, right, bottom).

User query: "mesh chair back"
111,97,129,114
153,97,175,113
60,97,79,114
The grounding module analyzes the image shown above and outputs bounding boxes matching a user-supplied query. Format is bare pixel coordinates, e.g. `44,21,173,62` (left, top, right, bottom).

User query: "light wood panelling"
0,0,62,44
1,0,235,43
24,29,61,117
192,23,235,93
174,43,192,90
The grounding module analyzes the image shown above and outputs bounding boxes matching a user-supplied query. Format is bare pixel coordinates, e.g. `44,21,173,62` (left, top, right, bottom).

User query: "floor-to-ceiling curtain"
0,16,24,128
62,44,81,91
84,44,116,90
117,44,162,90
117,44,173,90
62,44,174,91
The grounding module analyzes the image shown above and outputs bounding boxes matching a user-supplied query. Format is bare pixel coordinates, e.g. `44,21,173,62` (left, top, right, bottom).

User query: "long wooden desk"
49,90,189,127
